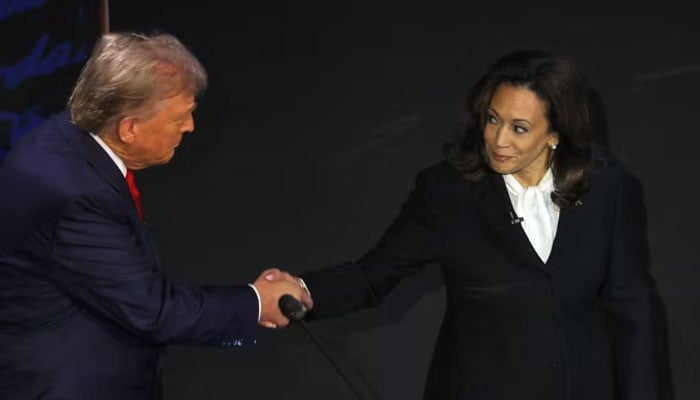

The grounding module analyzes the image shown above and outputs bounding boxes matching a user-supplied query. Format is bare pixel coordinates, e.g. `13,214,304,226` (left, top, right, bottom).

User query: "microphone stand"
279,294,381,400
297,320,371,400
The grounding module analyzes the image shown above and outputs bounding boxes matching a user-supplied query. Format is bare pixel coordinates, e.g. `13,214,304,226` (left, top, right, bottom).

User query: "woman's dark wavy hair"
445,50,598,208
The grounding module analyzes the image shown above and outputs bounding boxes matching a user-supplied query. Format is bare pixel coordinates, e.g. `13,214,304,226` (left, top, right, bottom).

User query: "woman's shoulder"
588,147,642,190
415,159,464,184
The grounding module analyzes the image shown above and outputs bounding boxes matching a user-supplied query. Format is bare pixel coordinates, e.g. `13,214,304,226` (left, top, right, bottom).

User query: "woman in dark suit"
294,50,670,399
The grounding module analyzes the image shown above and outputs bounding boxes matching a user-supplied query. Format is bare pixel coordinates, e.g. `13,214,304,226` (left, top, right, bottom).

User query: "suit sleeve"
47,192,259,346
302,169,439,318
599,171,671,400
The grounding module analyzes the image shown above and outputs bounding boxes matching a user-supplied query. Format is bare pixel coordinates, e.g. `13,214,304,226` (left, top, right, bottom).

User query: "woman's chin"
487,162,511,175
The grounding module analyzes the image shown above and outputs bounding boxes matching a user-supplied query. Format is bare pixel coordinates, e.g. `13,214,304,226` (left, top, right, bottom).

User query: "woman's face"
483,83,558,186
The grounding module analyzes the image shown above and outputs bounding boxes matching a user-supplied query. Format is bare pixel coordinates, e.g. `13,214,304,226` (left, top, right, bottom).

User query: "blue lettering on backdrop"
0,0,48,23
0,0,96,162
0,34,88,90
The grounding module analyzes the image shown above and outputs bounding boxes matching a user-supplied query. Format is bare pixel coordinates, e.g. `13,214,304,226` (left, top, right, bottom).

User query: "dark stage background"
9,1,700,399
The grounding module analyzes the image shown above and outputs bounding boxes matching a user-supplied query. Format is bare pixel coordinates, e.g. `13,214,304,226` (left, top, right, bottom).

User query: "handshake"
251,268,314,329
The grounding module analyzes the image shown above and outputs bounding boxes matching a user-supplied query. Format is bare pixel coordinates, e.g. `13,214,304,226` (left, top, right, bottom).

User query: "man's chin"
154,151,176,166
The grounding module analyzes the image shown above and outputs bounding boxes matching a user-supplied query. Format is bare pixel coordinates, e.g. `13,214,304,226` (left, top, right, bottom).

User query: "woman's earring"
549,143,557,150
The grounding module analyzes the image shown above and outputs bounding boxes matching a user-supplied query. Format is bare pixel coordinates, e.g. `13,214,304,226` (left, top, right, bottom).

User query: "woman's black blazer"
302,159,667,400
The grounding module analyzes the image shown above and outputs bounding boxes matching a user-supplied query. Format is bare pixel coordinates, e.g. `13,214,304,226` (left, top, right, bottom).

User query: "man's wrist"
248,283,261,322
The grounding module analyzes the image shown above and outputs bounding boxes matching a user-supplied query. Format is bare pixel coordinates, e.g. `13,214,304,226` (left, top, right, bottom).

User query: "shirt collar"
89,132,127,177
503,168,554,195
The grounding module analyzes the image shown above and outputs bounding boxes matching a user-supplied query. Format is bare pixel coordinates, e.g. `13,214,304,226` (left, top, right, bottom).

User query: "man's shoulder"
1,111,104,198
3,111,74,160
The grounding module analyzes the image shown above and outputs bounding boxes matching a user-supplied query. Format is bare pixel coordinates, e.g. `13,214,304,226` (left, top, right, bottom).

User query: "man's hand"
252,268,313,329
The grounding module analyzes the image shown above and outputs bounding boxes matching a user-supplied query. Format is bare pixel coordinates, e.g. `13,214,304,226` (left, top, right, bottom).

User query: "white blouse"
503,169,560,263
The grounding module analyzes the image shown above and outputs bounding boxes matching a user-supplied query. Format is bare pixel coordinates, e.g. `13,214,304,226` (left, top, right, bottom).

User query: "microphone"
277,294,380,400
509,211,524,225
279,293,307,322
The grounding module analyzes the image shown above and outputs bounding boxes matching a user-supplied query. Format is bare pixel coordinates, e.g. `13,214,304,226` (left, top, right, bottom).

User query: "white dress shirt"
503,169,560,263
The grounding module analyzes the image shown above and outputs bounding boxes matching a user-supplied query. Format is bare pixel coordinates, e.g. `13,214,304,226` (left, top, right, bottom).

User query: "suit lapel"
56,113,140,222
473,171,589,275
59,113,150,231
475,173,549,273
546,196,587,270
53,112,161,269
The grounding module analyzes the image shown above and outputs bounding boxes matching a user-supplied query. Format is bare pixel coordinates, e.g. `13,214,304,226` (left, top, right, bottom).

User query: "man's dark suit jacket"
0,112,259,399
302,157,668,400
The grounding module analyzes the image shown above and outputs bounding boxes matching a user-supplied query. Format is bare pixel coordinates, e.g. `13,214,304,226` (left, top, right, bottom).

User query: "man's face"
128,91,197,168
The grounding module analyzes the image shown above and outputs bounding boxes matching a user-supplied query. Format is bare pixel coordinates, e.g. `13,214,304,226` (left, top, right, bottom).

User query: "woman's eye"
514,125,527,134
487,115,498,124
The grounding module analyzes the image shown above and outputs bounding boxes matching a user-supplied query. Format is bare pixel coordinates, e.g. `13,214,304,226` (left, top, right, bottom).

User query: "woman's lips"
491,152,512,162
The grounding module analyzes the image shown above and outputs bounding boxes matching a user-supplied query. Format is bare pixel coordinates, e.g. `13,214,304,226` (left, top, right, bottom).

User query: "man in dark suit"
0,31,311,400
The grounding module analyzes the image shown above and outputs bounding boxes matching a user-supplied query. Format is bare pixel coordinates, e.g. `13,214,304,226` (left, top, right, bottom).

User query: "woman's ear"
549,132,559,149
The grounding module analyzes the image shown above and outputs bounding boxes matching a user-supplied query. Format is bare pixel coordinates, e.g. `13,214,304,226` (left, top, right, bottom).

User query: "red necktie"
125,169,144,222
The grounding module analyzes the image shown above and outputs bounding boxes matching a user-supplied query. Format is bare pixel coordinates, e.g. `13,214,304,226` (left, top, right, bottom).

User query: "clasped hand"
252,268,313,329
